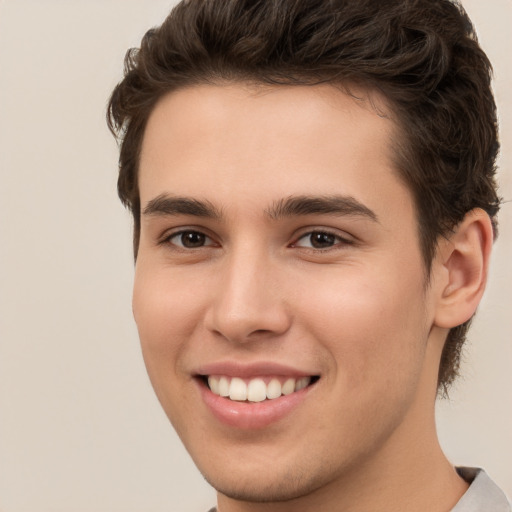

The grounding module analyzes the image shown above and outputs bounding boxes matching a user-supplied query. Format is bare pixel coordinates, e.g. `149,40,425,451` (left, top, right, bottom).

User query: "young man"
107,1,510,510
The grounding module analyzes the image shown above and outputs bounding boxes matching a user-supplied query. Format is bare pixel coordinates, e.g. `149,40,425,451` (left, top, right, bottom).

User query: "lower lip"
197,380,313,430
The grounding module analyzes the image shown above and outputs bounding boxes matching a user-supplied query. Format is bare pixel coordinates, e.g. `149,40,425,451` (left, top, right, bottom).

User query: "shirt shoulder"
451,467,511,512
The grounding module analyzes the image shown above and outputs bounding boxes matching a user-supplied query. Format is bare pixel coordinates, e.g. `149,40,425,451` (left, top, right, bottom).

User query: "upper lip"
194,361,318,379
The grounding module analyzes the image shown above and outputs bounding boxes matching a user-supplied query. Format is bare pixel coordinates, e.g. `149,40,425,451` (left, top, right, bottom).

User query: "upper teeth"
207,376,311,402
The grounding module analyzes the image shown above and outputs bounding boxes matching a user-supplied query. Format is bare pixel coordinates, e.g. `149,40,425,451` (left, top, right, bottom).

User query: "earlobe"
434,208,494,329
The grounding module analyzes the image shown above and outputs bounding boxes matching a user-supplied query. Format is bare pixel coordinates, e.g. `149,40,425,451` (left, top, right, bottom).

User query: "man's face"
135,84,445,503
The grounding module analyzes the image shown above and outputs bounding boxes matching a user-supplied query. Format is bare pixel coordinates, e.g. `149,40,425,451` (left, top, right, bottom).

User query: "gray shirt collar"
451,467,511,512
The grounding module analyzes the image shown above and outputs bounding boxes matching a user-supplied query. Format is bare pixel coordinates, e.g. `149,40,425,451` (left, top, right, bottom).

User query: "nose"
204,250,291,344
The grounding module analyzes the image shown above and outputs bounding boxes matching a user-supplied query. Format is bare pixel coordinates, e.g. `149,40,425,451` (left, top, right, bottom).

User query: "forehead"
138,83,411,221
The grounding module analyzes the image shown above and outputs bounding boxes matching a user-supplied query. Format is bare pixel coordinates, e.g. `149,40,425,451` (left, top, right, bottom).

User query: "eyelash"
161,229,217,249
160,228,354,252
291,230,354,251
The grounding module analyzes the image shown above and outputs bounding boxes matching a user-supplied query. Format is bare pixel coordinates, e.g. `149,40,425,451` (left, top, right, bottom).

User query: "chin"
198,457,334,504
204,476,316,504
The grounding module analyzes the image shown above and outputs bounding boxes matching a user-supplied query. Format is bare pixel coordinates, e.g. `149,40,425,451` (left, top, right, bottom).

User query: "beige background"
0,1,510,510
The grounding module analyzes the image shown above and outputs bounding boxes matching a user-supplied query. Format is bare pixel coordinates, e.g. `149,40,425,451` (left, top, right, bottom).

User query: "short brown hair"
107,0,500,393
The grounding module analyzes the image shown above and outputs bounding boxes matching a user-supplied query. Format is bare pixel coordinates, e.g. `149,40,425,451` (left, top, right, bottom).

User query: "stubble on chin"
202,459,339,505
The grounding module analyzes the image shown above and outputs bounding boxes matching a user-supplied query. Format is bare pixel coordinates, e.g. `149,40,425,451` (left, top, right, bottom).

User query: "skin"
134,83,492,511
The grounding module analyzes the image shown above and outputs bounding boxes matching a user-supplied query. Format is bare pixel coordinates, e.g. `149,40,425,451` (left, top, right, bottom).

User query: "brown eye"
168,230,213,248
294,230,352,250
309,232,337,248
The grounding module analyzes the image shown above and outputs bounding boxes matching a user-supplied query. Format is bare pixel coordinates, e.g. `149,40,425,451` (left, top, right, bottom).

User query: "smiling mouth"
201,375,320,402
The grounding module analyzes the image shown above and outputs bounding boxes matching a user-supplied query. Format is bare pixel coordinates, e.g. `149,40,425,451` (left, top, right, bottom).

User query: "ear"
433,208,494,329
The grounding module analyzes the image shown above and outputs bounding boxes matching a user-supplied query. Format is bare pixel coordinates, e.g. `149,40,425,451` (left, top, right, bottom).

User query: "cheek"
134,260,206,328
293,263,429,392
132,263,213,430
132,264,204,377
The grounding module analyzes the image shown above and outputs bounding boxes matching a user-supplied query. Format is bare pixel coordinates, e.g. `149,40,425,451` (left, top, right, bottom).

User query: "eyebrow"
142,193,378,223
266,195,378,222
142,194,222,219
